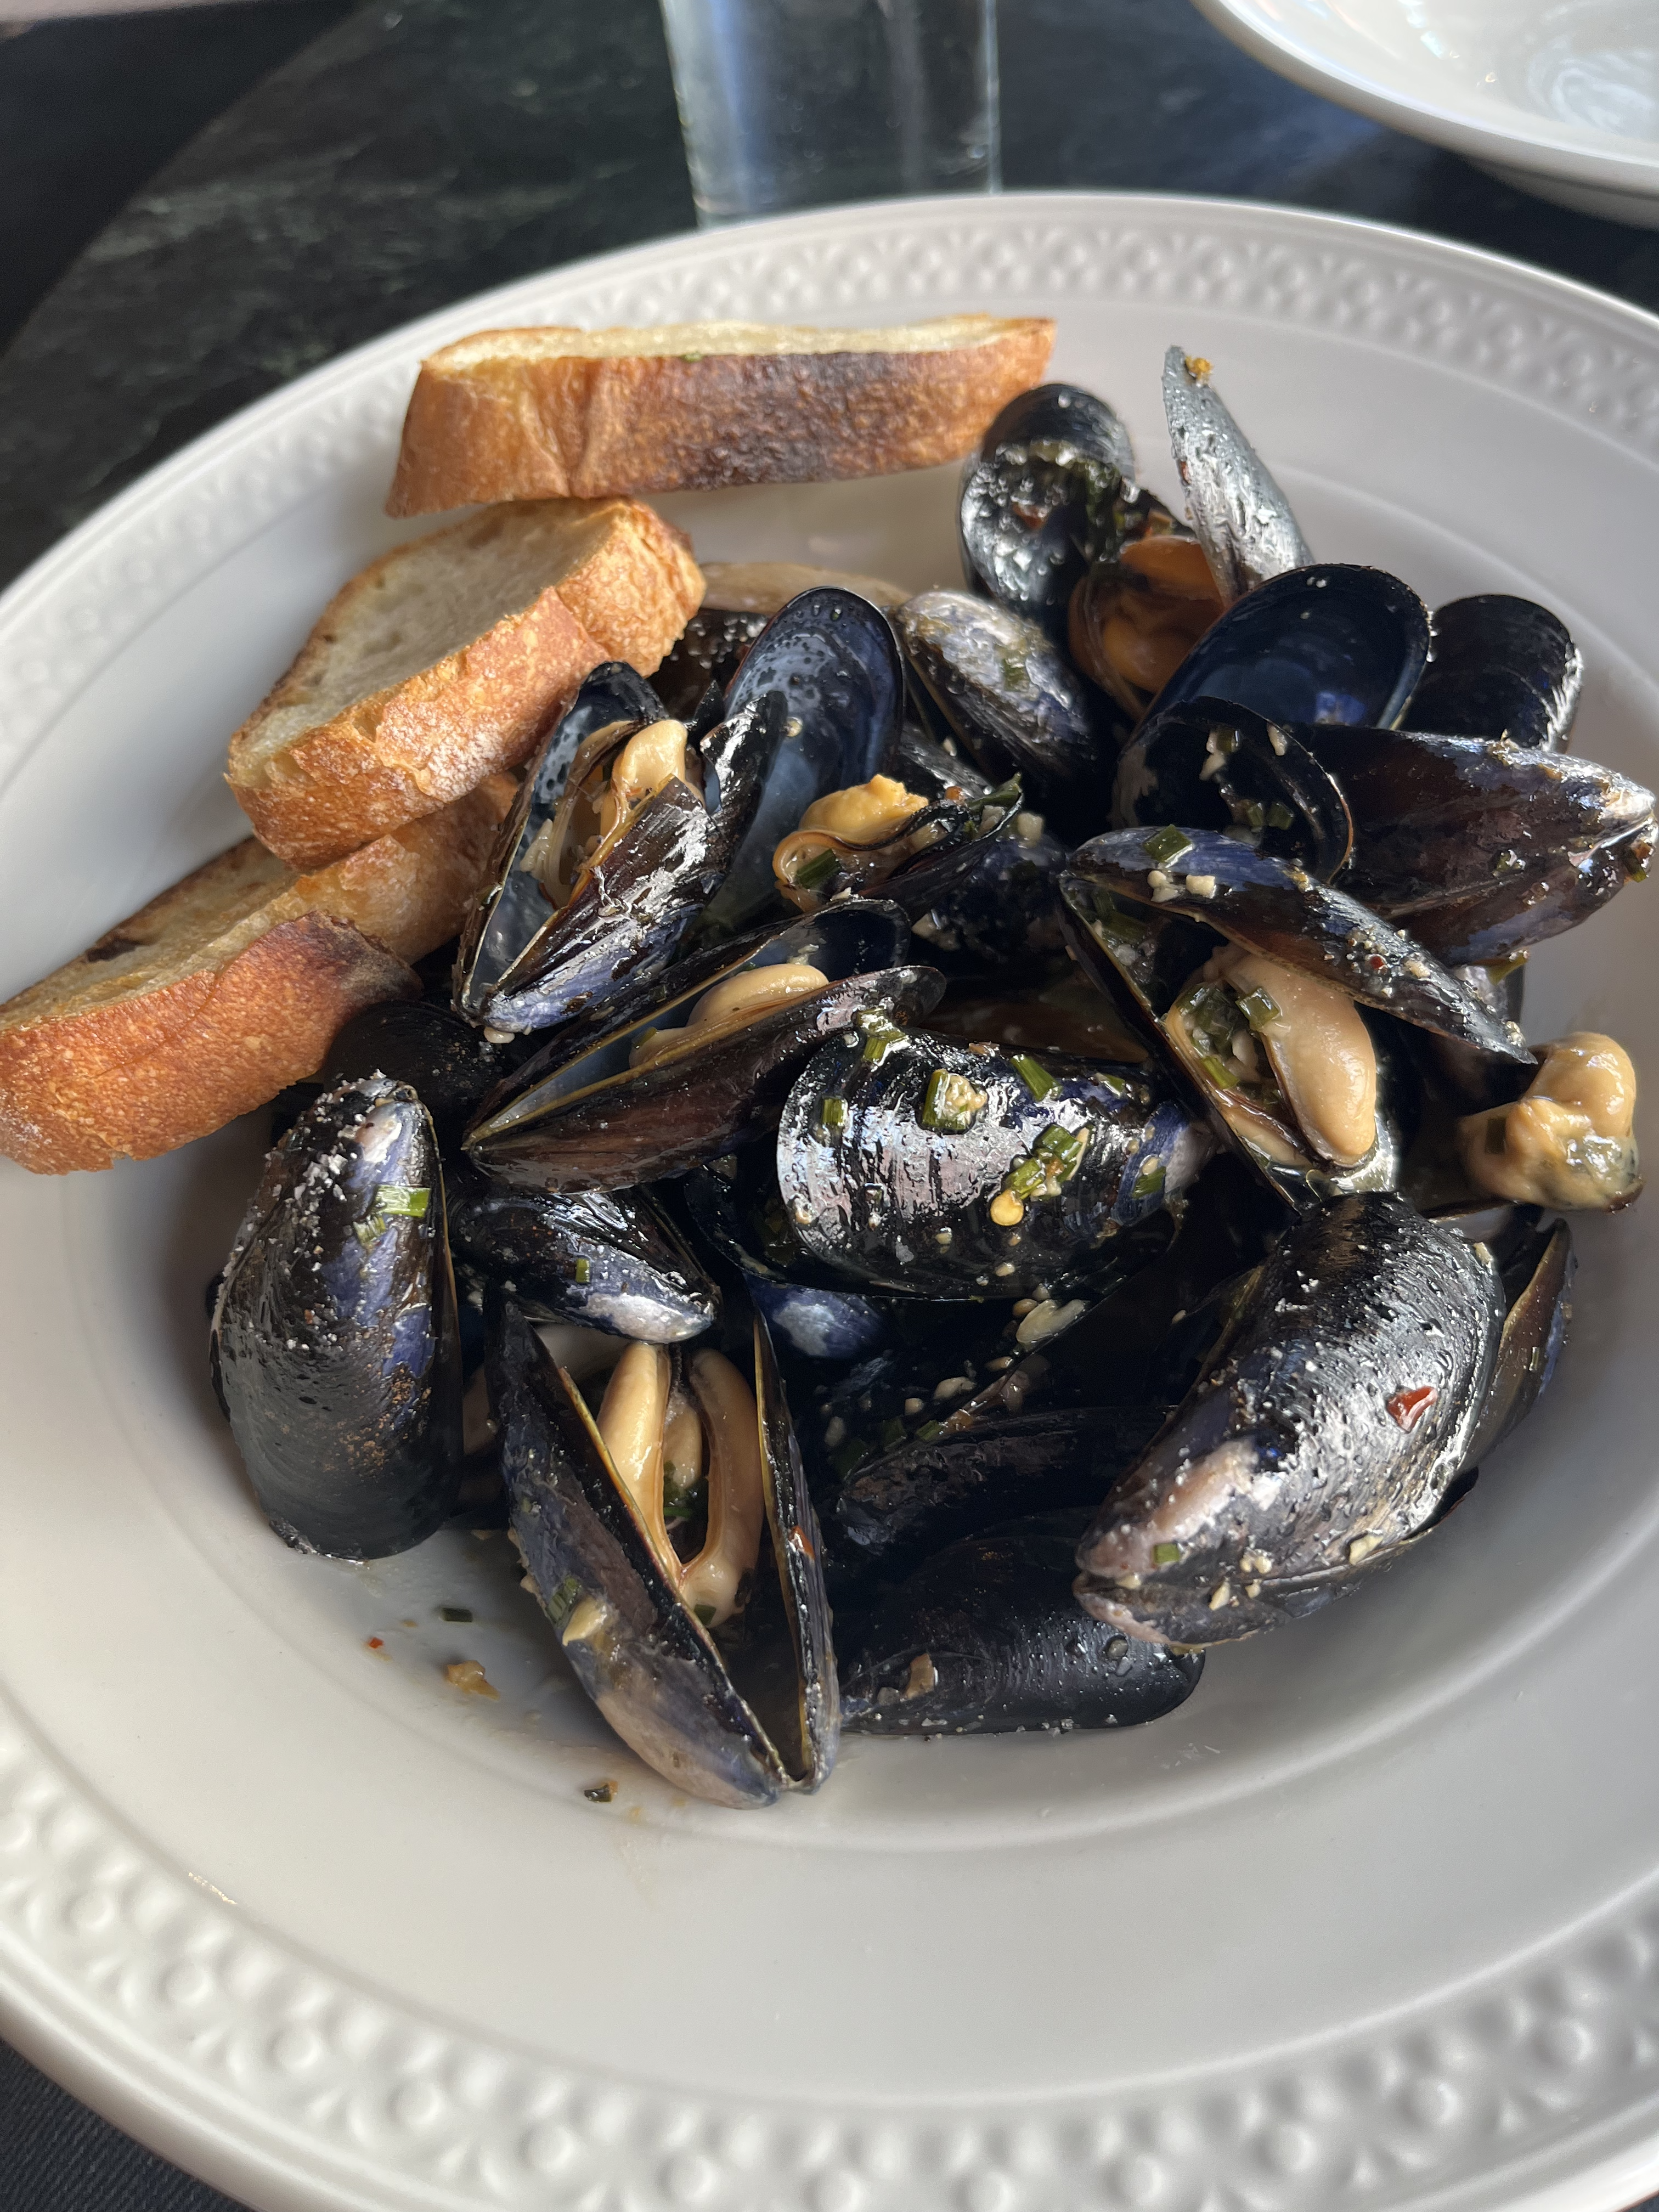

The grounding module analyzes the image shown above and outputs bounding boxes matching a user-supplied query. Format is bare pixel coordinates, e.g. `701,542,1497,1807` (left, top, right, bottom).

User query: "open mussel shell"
776,1025,1200,1300
454,663,668,1019
211,1076,463,1559
445,1160,716,1342
480,693,783,1036
698,587,905,939
1150,564,1430,732
1066,505,1227,725
896,810,1070,977
1064,828,1534,1061
1074,1192,1506,1647
895,589,1116,830
466,902,944,1190
1402,594,1583,754
958,381,1136,640
1113,698,1353,879
489,1297,837,1807
840,1509,1204,1736
1300,724,1655,964
1160,346,1311,606
773,774,1019,916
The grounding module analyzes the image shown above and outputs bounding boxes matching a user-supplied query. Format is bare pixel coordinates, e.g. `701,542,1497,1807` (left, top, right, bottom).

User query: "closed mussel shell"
1402,594,1583,754
454,662,668,1018
212,1076,462,1559
1300,724,1655,964
1074,1192,1506,1647
840,1509,1204,1735
958,381,1136,640
1149,563,1429,732
489,1297,836,1807
466,903,944,1190
895,589,1116,831
776,1026,1198,1300
445,1161,717,1342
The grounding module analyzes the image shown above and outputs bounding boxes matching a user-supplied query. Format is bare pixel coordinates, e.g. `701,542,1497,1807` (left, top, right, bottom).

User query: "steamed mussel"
205,338,1647,1809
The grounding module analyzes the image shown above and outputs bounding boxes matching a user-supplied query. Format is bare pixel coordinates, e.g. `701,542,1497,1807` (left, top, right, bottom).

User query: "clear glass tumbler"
659,0,1000,224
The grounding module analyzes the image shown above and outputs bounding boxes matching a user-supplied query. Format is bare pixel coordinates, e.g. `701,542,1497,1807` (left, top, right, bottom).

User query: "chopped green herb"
573,1256,591,1285
1207,724,1239,756
879,1417,907,1450
543,1572,584,1627
1132,1158,1166,1201
1152,1541,1182,1567
377,1185,430,1218
1200,1051,1240,1091
998,650,1032,692
793,845,842,893
858,1010,906,1064
921,1066,987,1133
1011,1053,1058,1101
916,1419,943,1441
693,1603,716,1626
820,1094,848,1133
1491,846,1526,876
583,1780,616,1803
1032,1124,1086,1177
1143,826,1194,869
1236,986,1280,1033
439,1605,473,1623
1241,799,1266,831
1266,800,1295,830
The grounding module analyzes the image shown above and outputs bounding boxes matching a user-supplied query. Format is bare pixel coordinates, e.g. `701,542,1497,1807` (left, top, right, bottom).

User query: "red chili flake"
1365,953,1387,972
366,1636,385,1650
1386,1385,1437,1431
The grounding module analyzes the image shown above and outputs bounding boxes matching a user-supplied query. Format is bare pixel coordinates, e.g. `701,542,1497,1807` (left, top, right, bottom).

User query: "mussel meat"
490,1298,836,1807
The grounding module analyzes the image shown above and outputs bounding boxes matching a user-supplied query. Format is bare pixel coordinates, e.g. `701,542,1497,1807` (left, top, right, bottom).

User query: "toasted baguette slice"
0,778,512,1174
385,315,1056,514
226,499,702,868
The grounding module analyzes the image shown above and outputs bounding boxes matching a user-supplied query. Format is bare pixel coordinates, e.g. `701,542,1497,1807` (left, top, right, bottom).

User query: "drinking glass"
658,0,1000,224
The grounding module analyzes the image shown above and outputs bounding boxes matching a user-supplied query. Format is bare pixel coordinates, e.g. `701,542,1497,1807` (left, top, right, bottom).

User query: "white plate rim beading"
6,194,1659,2212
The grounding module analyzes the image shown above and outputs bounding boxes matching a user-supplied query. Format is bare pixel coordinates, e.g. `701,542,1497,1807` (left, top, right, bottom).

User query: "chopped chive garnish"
1266,800,1295,830
921,1067,986,1133
1143,826,1194,868
859,1011,905,1063
377,1185,430,1218
544,1572,583,1626
1242,799,1266,831
880,1417,907,1450
1152,1541,1182,1567
1132,1158,1166,1201
1011,1053,1058,1101
573,1256,591,1285
1236,986,1280,1032
1032,1124,1086,1176
916,1419,943,1441
793,846,842,892
439,1605,473,1623
1199,1051,1240,1091
820,1095,848,1133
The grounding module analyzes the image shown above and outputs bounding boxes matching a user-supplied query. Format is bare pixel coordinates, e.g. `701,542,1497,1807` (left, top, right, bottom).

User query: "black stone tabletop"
2,1,1658,2205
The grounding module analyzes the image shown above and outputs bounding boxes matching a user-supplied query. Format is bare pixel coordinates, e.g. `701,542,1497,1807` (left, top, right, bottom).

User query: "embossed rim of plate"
3,194,1659,2212
1191,0,1659,199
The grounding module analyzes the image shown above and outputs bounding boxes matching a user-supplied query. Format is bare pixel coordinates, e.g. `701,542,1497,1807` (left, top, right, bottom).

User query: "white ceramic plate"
3,192,1659,2212
1192,1,1659,228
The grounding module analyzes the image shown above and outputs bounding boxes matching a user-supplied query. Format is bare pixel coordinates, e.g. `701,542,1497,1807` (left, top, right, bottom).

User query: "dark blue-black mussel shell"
1402,594,1583,754
1149,564,1429,732
211,1076,462,1559
840,1509,1204,1735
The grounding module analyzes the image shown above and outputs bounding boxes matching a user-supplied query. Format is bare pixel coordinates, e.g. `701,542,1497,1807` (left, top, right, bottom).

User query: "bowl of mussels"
209,346,1649,1811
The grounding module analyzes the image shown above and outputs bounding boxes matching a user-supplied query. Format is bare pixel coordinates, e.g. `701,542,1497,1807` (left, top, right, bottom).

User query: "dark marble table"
2,0,1658,2203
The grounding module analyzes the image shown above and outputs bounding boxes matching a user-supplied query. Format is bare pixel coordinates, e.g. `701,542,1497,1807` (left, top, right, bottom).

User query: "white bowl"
1193,0,1659,227
3,192,1659,2212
